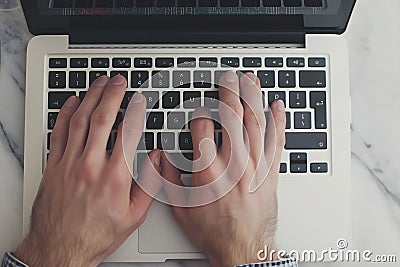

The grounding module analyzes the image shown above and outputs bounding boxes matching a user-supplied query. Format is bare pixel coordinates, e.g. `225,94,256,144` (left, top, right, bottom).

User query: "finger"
47,96,79,166
63,76,109,159
160,152,186,219
190,108,217,184
118,93,146,169
240,73,266,162
84,75,127,157
218,71,246,157
130,150,162,221
264,100,286,185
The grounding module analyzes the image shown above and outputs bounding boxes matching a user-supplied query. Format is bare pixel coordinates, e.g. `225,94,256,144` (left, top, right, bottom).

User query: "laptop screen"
21,0,356,43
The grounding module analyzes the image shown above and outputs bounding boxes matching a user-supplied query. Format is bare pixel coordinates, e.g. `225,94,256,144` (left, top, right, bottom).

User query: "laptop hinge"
68,31,305,49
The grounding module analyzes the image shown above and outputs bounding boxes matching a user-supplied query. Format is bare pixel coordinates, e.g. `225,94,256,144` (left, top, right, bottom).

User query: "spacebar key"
285,132,327,150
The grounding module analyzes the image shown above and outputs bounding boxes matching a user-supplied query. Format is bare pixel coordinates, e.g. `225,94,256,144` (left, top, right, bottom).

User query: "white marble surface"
0,0,399,266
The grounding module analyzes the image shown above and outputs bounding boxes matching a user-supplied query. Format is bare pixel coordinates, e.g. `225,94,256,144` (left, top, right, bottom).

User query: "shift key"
285,132,327,150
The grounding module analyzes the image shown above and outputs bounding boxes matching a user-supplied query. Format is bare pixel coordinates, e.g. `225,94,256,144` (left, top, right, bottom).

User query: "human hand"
15,75,161,267
161,72,286,267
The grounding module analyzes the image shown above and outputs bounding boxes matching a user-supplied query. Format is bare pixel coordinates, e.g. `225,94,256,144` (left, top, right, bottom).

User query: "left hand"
15,75,161,267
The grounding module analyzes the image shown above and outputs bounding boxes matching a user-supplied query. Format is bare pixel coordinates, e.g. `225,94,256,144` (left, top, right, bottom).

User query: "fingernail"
110,75,126,85
276,100,285,112
223,71,238,83
65,96,77,107
94,76,109,86
243,73,257,85
132,93,144,103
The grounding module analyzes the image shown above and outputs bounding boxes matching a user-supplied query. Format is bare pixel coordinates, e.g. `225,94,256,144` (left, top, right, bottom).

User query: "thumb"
130,149,162,219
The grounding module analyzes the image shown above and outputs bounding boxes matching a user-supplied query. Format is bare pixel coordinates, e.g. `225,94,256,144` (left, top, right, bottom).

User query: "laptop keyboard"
46,53,330,176
51,0,324,8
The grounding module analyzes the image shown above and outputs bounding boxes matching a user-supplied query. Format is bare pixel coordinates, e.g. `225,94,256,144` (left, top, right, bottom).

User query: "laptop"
21,0,356,263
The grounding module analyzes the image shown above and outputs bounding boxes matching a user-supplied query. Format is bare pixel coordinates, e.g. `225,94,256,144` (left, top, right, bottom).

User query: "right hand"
160,72,287,267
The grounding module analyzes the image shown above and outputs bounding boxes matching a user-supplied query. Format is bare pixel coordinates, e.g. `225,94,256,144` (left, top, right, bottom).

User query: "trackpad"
138,196,198,253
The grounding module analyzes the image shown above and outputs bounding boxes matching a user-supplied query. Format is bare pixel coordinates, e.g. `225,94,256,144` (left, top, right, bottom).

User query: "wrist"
14,233,96,267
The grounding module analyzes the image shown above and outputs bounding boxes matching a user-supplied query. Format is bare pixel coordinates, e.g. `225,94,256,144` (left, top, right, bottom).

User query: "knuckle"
70,114,89,129
76,159,97,183
91,110,113,126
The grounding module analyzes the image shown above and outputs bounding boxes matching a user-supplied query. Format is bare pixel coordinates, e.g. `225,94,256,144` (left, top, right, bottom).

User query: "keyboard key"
310,91,327,129
242,0,261,7
287,57,305,67
257,71,275,88
291,163,307,173
212,112,221,129
115,0,134,7
286,112,291,129
221,57,240,67
162,91,180,109
146,112,164,129
157,132,175,150
268,91,286,106
214,70,226,88
70,58,88,68
236,70,254,77
177,57,196,68
138,132,154,150
278,71,296,88
48,112,58,130
49,58,67,68
183,91,201,109
167,112,185,129
107,132,116,151
47,132,51,150
48,71,66,88
299,71,326,88
179,132,193,150
143,91,160,109
279,163,287,173
310,163,328,173
69,71,86,88
112,58,131,68
79,91,86,101
121,91,136,109
173,71,190,88
198,0,217,7
204,91,219,109
131,71,149,88
194,71,212,88
199,57,218,68
289,91,306,108
263,0,282,7
243,57,262,67
89,71,107,85
91,58,109,68
308,57,326,67
216,131,223,147
110,71,128,86
265,57,283,67
113,112,123,130
290,152,307,162
285,132,327,150
152,71,170,88
304,0,322,7
48,92,75,109
134,58,152,68
283,0,301,7
156,57,174,68
220,0,239,6
294,112,311,129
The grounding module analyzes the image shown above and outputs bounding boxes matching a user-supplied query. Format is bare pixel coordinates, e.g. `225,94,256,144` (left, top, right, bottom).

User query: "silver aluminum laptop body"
21,0,356,262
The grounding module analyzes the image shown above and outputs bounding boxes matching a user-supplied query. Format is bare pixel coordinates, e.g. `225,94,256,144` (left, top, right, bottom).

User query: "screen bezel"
20,0,356,44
